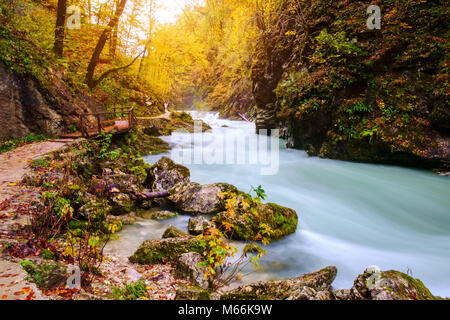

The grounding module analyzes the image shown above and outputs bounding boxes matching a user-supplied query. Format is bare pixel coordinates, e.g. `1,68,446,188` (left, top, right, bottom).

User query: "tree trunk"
87,0,91,24
109,0,120,58
137,47,147,77
86,0,127,89
138,0,155,78
53,0,67,58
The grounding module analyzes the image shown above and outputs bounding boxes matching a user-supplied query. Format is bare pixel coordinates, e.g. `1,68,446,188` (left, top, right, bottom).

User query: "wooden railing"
78,107,137,138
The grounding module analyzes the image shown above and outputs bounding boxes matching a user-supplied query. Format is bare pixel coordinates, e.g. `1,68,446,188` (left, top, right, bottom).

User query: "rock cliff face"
252,0,449,170
0,63,99,139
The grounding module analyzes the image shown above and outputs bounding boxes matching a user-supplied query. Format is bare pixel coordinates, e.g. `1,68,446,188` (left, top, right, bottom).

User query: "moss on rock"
137,209,177,220
221,266,337,300
351,267,439,300
175,284,211,300
129,236,202,265
162,225,188,239
214,202,298,241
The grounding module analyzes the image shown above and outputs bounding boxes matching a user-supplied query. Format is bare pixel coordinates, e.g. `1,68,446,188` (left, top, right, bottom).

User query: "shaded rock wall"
0,63,100,139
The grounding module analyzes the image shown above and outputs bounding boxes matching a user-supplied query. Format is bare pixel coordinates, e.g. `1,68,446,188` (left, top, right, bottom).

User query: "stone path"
0,260,45,300
0,140,74,300
0,140,73,202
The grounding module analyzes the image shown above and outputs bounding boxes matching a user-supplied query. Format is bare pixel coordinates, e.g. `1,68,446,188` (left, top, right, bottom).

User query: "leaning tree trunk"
53,0,67,58
85,0,127,89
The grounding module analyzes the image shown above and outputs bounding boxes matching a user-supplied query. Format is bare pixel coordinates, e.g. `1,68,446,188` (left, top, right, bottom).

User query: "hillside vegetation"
0,0,164,139
253,0,449,169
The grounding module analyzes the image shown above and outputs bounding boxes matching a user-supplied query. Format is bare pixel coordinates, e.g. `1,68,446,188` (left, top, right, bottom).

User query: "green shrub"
112,280,148,300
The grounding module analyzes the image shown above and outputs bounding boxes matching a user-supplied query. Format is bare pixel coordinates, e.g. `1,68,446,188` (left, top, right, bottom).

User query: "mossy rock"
215,202,298,241
221,266,337,300
175,284,211,300
138,209,177,220
140,113,211,137
109,193,133,216
129,237,202,265
351,268,439,300
162,225,187,239
20,260,68,291
107,214,136,226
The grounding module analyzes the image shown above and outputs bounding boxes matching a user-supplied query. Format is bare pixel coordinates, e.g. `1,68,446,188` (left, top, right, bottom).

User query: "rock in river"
129,236,202,265
188,216,214,235
168,182,238,216
343,267,439,300
147,157,190,192
214,202,298,241
220,266,337,300
162,225,188,239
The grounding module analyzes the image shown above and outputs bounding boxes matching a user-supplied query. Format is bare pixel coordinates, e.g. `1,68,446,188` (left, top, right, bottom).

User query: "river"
106,111,450,297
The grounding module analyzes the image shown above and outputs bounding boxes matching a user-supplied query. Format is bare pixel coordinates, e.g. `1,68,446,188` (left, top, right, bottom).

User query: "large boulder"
188,216,214,235
220,266,337,300
345,267,438,300
214,202,298,241
147,157,190,192
129,236,202,265
168,182,238,216
175,252,209,290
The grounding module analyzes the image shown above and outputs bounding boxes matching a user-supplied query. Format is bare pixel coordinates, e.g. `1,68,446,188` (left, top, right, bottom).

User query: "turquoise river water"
106,111,450,297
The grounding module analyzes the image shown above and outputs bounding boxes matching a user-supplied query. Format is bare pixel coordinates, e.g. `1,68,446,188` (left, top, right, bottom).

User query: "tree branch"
90,50,145,89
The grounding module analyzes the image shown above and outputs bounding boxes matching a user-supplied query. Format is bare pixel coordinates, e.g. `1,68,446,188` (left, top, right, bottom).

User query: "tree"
109,0,119,58
85,0,142,89
53,0,67,58
138,0,156,78
87,0,92,24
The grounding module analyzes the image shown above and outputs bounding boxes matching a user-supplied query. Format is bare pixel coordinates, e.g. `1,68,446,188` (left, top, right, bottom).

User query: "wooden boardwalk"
60,108,137,139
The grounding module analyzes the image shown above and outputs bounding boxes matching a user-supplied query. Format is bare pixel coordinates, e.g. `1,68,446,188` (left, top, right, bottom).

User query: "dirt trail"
0,139,74,300
137,111,171,121
137,103,171,121
0,140,73,202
